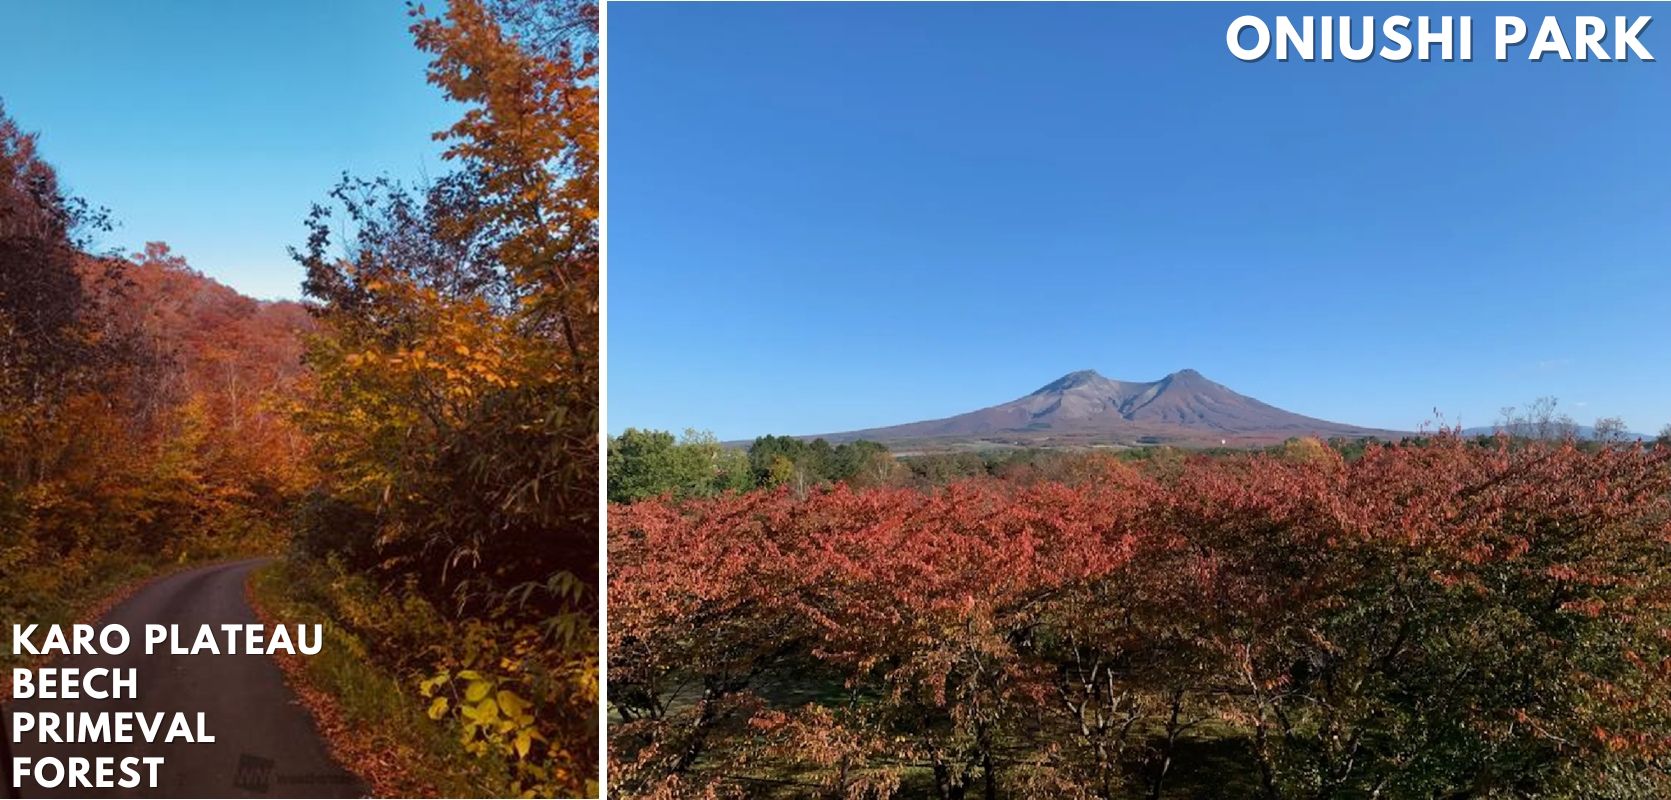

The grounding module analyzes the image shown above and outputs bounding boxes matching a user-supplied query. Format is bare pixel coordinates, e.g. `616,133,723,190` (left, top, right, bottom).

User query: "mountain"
817,369,1403,448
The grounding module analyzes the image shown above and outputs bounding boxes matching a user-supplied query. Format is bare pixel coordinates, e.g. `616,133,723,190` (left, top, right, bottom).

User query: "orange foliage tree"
285,0,598,793
2,100,314,629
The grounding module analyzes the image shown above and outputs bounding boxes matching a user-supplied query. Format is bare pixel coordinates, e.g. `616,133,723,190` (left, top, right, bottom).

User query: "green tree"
748,434,807,487
745,435,892,490
607,428,679,503
683,429,752,495
607,428,749,503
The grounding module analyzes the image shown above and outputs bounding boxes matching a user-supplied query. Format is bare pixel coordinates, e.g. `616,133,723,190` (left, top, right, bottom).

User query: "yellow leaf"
514,730,533,759
497,689,527,718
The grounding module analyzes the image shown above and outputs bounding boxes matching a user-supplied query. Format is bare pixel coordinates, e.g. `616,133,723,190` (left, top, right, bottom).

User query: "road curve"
3,558,365,798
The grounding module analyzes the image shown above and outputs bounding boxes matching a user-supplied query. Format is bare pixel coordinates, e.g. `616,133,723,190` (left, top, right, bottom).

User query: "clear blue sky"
608,3,1670,439
0,0,456,301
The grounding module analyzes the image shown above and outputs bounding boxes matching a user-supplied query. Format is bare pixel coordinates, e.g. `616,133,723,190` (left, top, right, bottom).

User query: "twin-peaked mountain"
817,369,1402,447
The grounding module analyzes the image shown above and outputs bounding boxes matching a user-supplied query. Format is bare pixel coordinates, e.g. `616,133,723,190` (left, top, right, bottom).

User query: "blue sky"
0,0,456,301
608,3,1670,439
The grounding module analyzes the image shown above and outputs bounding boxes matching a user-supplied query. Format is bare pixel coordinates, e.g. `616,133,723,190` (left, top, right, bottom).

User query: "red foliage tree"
610,436,1671,798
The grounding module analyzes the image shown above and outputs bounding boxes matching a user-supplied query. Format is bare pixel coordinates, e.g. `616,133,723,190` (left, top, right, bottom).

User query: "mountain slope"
820,369,1401,447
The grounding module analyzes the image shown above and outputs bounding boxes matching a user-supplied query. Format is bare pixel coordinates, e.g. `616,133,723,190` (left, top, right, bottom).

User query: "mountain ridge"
811,368,1404,448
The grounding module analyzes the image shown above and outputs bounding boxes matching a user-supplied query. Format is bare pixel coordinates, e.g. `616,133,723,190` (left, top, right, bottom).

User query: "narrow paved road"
4,559,365,798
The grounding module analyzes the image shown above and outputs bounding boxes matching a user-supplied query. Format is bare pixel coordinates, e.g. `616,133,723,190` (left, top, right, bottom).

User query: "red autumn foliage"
610,435,1671,798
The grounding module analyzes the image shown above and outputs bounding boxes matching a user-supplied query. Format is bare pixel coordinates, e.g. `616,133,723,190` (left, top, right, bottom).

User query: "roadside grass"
248,557,510,798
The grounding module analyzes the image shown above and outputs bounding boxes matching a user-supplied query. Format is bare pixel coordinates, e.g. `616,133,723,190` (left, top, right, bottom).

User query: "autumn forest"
2,0,597,796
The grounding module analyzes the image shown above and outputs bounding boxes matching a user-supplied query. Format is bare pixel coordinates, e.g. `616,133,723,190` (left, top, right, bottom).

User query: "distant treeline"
606,431,1412,503
610,423,1671,506
607,430,900,503
603,429,1393,504
1484,395,1665,443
